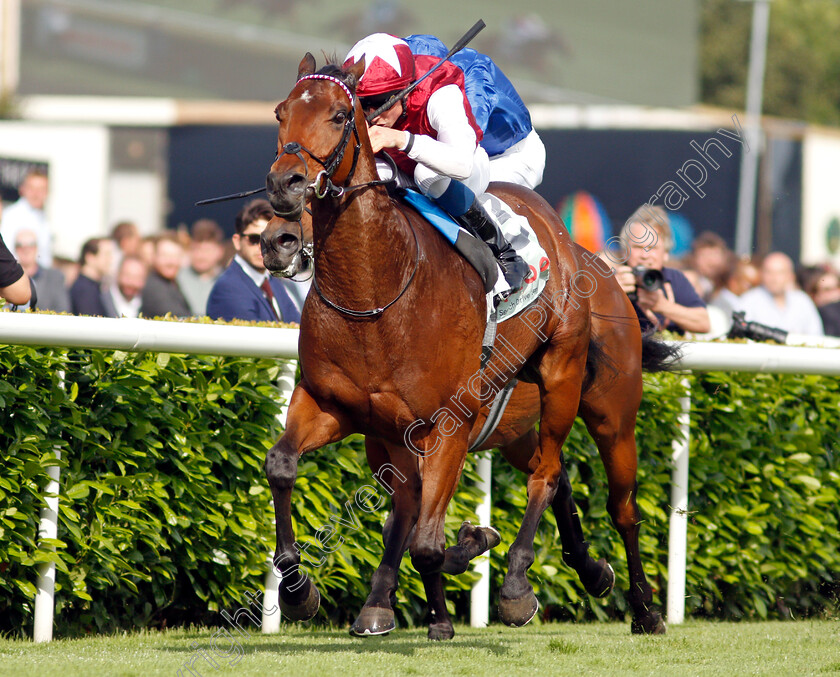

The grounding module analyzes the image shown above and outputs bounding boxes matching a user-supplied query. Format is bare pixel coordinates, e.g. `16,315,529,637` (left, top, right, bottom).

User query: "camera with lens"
727,311,788,344
628,266,664,301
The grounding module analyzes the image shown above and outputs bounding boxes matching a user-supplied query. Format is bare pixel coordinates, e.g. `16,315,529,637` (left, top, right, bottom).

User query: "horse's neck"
312,164,416,310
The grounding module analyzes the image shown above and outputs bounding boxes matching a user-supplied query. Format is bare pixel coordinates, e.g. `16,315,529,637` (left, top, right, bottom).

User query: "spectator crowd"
0,170,304,323
2,167,839,340
604,205,839,339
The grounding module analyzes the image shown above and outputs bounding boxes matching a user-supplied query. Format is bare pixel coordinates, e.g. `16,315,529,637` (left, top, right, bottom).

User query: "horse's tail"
584,328,681,390
640,330,683,373
583,333,620,392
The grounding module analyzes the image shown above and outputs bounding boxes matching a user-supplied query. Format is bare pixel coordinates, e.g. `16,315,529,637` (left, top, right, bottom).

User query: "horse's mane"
314,58,360,90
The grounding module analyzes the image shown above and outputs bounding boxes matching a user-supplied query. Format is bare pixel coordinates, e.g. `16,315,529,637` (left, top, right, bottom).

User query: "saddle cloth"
398,189,550,323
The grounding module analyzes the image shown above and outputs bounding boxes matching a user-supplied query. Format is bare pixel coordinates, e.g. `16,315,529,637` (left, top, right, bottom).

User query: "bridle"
274,73,395,205
276,72,418,319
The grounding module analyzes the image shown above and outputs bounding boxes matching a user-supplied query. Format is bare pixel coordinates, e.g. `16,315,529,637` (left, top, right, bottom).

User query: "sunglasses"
15,241,37,249
240,233,262,245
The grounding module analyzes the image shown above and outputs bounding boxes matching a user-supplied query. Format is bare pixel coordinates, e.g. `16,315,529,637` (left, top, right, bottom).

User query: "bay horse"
261,53,674,640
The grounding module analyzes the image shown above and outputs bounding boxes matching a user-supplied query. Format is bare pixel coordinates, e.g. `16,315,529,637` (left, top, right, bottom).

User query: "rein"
285,72,416,318
311,209,419,318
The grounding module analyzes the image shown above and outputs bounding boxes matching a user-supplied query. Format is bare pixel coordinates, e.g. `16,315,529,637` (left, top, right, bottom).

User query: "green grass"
2,621,839,676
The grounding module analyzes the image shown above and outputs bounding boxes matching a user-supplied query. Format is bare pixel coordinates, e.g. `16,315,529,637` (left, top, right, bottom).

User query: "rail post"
470,451,493,627
667,377,691,624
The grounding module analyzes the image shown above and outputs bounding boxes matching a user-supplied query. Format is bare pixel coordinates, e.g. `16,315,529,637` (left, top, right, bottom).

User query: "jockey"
344,33,530,293
403,34,546,190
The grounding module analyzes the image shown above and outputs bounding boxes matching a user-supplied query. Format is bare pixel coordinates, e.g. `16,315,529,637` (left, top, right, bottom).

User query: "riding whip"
194,20,486,206
365,19,486,123
194,186,266,207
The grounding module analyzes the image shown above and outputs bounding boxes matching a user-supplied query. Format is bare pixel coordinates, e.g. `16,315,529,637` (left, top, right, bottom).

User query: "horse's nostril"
283,173,307,195
277,233,300,251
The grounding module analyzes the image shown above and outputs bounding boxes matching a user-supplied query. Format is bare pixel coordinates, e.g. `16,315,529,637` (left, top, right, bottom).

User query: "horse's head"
265,53,367,224
260,212,313,278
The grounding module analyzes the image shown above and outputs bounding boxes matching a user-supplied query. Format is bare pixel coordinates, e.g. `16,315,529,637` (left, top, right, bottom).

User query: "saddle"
398,189,550,324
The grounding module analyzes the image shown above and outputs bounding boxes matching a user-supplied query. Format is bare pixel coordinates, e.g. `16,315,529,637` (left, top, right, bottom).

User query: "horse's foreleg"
350,439,421,637
500,429,615,598
499,357,584,627
264,384,352,621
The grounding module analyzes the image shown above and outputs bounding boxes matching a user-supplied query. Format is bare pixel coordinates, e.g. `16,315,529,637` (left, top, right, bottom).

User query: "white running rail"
1,313,837,637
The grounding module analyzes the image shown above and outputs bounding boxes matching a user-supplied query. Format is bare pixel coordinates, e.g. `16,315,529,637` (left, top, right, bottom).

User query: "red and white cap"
344,33,415,97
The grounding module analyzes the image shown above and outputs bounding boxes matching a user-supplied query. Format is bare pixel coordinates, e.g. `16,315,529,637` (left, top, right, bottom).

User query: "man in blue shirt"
611,205,710,336
207,200,300,323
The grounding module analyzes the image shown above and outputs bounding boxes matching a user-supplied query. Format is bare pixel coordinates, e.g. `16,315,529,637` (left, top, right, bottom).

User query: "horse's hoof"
631,612,667,635
457,521,501,552
480,525,502,550
349,606,396,637
498,592,539,627
428,621,455,641
278,580,320,621
584,560,615,599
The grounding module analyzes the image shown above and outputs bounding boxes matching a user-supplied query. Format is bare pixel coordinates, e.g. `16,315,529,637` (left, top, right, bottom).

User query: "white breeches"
487,129,546,190
374,128,546,198
413,145,490,200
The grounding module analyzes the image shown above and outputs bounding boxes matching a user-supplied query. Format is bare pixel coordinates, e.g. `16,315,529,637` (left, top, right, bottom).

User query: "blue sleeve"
404,34,531,156
452,50,498,133
403,34,448,58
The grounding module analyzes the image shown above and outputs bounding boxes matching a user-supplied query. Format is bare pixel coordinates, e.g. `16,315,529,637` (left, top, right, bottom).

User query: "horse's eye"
334,111,347,124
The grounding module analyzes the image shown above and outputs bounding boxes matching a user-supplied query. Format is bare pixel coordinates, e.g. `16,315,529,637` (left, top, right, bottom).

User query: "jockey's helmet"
344,33,416,97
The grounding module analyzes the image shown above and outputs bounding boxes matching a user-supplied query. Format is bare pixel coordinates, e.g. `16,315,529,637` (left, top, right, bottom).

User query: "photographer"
610,205,710,335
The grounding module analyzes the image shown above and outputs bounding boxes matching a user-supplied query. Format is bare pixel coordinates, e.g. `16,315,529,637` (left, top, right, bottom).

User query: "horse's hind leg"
500,429,615,598
440,511,501,575
580,391,666,634
499,348,587,627
350,438,421,637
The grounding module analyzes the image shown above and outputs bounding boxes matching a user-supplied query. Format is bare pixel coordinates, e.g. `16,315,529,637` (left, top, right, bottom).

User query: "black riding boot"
456,199,530,293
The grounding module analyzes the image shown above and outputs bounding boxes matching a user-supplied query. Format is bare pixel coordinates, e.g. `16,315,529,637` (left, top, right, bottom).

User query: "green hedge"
1,344,838,638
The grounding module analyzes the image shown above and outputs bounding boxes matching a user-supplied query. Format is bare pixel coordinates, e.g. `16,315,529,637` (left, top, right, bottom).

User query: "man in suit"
207,200,300,323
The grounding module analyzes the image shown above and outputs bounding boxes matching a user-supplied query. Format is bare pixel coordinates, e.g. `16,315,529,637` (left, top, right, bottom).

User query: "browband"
297,74,354,104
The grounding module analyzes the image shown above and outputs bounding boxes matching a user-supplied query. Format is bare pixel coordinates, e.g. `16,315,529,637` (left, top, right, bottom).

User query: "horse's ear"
344,57,365,89
298,53,316,79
